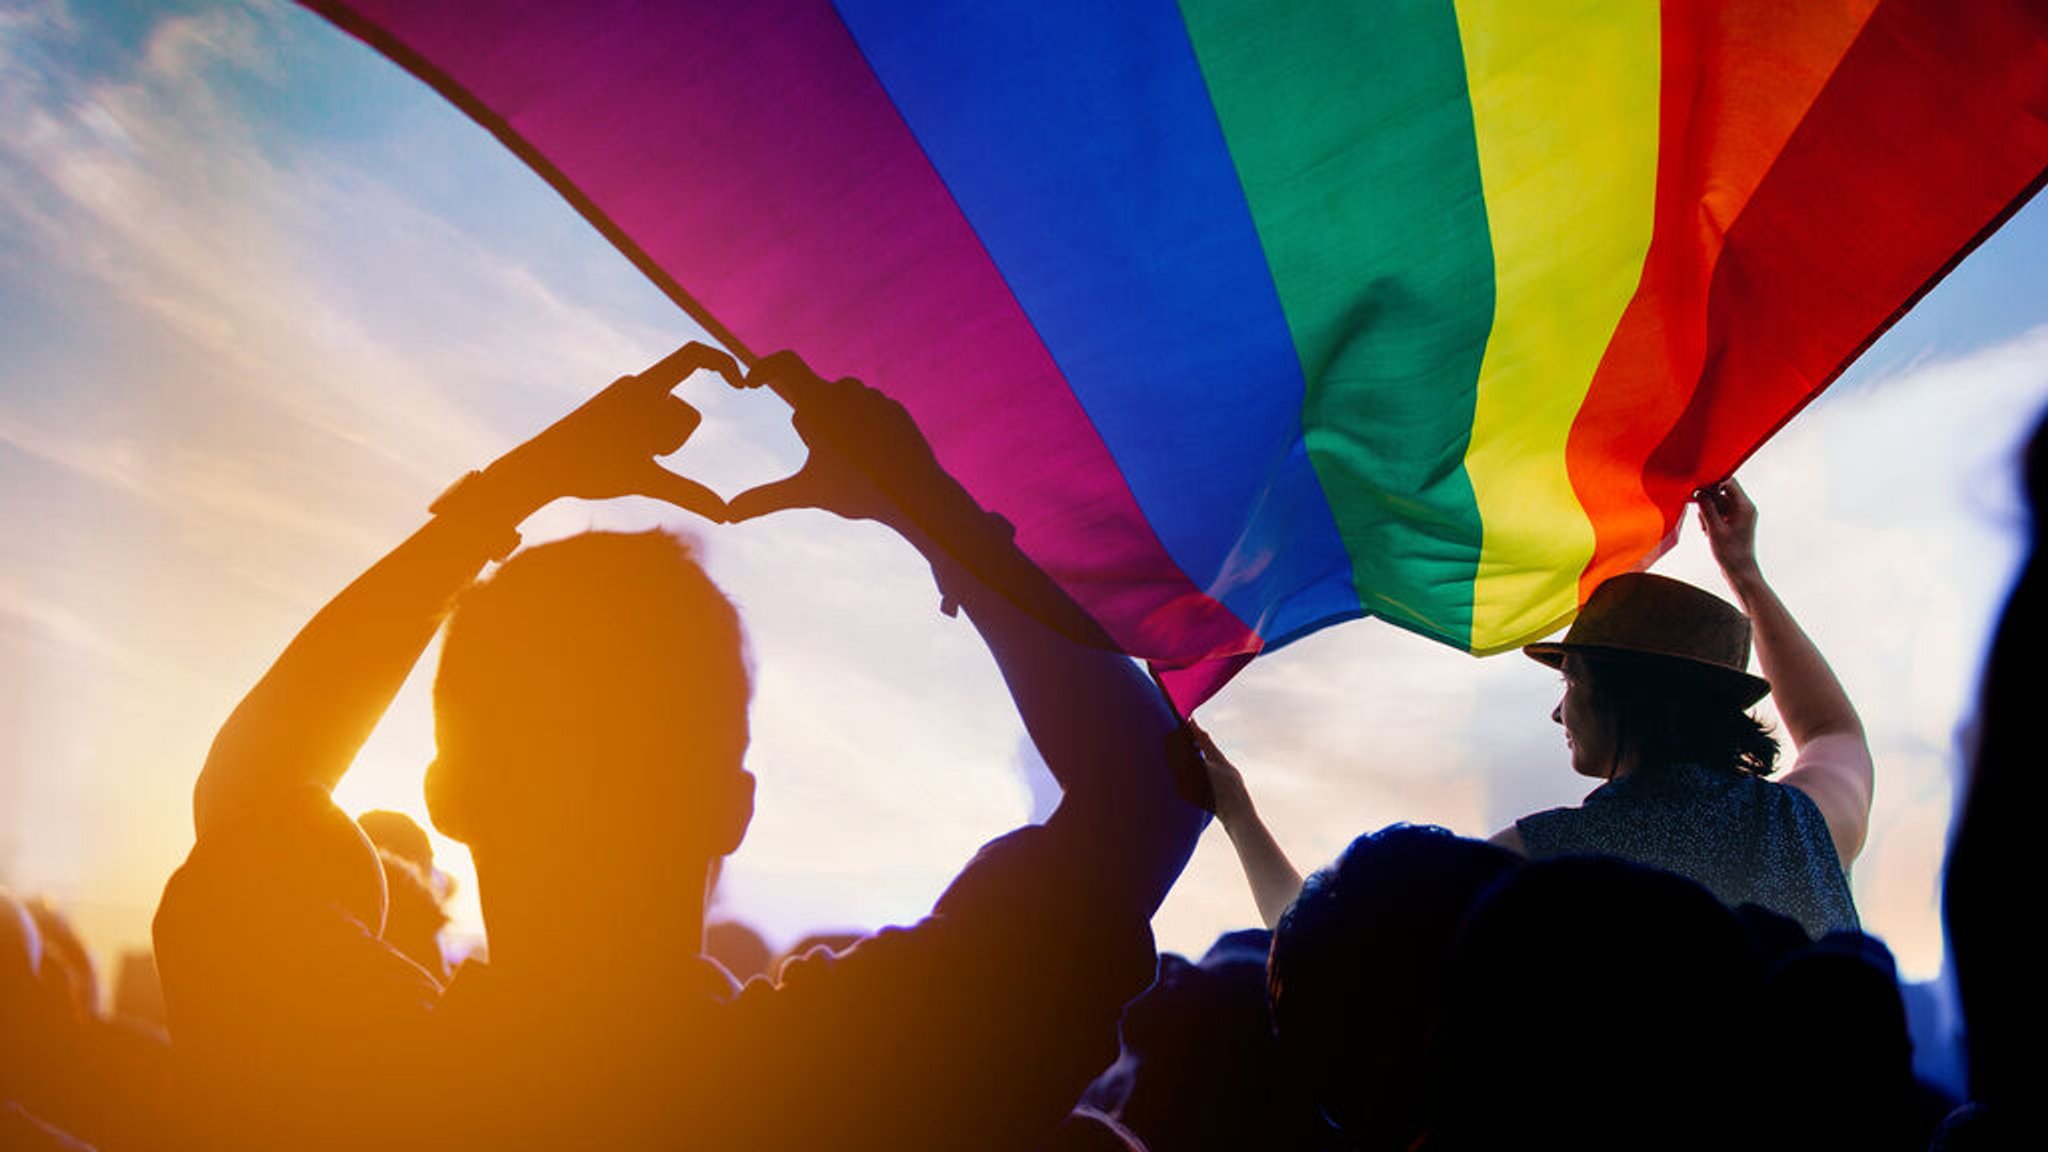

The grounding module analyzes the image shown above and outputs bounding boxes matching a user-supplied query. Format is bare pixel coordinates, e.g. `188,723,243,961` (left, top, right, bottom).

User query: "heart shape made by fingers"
657,361,811,514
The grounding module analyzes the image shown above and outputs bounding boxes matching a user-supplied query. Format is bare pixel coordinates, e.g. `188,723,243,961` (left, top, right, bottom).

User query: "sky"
3,0,2046,984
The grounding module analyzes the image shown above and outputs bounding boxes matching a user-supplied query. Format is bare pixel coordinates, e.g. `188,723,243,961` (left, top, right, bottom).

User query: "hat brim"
1522,641,1771,708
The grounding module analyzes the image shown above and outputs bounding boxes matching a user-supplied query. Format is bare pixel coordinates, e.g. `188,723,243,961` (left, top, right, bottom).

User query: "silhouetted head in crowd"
1433,855,1762,1152
21,898,95,1027
356,811,453,981
1267,826,1520,1151
1107,930,1345,1152
777,930,864,974
704,920,772,983
425,531,753,973
1,891,44,1093
1760,932,1948,1152
1527,573,1777,781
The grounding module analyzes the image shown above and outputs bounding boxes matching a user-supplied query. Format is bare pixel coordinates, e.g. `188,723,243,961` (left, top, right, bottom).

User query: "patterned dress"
1516,760,1859,940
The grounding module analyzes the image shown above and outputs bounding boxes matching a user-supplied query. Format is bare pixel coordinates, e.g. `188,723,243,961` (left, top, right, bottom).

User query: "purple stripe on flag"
316,0,1260,669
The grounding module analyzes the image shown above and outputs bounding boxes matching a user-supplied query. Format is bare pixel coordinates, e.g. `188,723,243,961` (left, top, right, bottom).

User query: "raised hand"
1186,721,1245,820
1185,720,1302,929
723,350,946,531
1695,476,1760,582
496,342,741,522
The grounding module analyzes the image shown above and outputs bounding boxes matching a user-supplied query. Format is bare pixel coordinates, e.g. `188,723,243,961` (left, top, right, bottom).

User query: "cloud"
1166,323,2048,971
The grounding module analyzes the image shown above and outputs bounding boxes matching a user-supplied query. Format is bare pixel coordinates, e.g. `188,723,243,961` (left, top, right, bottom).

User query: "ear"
424,755,473,844
707,770,755,858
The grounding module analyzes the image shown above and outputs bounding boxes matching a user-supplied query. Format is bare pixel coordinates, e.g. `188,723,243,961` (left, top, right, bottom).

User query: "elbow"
191,724,254,838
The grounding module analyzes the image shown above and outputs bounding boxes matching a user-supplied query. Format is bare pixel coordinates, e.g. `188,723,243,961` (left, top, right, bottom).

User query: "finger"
725,472,817,523
745,350,828,406
1695,481,1723,511
651,395,703,456
638,342,743,394
634,463,727,523
1721,476,1754,518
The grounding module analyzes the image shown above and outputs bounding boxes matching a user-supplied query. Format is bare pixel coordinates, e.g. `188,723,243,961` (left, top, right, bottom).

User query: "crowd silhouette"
1,343,2034,1149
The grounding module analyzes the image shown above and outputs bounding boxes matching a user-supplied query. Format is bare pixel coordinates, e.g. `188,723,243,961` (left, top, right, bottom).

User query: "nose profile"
1551,702,1563,725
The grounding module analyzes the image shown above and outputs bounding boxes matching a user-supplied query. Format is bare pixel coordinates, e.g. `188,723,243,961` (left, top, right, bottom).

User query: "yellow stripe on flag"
1453,0,1662,648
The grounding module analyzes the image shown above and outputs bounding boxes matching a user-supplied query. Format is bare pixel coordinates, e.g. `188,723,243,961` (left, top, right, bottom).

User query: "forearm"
1723,566,1863,746
194,461,549,837
1214,793,1303,929
1727,562,1872,861
917,521,1207,918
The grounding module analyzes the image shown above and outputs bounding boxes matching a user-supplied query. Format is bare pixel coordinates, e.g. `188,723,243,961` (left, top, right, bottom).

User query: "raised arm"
727,353,1208,917
194,344,737,839
1189,724,1303,928
1697,478,1873,864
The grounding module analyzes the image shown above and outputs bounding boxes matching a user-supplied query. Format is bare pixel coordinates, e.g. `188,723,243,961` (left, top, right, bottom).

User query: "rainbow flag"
310,0,2048,709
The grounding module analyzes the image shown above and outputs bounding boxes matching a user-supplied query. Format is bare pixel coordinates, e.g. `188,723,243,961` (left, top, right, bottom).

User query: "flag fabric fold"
308,0,2048,710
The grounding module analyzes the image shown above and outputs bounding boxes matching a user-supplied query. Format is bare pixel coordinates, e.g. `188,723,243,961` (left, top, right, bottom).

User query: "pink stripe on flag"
319,0,1258,667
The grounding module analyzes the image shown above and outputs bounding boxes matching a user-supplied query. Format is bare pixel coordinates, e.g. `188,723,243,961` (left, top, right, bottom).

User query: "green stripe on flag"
1178,0,1495,647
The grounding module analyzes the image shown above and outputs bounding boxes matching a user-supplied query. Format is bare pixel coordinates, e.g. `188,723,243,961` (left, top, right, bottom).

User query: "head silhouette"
1564,653,1780,780
1267,825,1521,1150
1434,856,1762,1151
1527,574,1776,780
427,531,753,873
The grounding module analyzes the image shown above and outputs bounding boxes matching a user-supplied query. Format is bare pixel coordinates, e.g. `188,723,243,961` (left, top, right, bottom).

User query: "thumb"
725,471,817,523
635,463,727,523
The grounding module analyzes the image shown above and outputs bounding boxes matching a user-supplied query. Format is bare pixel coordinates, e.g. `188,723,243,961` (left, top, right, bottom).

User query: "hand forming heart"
496,342,743,523
719,350,941,532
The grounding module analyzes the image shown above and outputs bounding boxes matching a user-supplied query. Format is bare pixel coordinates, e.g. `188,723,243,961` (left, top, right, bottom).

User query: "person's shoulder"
154,787,432,1053
748,824,1157,1009
158,787,387,945
1755,774,1841,845
1513,803,1584,856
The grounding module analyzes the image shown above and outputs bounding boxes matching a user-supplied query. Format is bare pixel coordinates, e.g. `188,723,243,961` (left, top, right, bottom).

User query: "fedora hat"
1523,573,1770,706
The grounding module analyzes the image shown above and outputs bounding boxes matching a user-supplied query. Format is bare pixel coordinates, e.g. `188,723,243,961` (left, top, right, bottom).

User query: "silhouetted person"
152,345,1206,1151
1263,827,1521,1151
1097,930,1344,1152
703,920,772,984
1184,724,1303,932
2,890,63,1143
774,930,864,978
111,951,167,1034
1428,856,1764,1152
1,893,173,1152
357,810,454,982
1758,931,1951,1152
1496,480,1868,939
1937,416,2048,1149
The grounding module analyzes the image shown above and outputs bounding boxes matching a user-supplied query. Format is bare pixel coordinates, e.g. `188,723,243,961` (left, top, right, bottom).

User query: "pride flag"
309,0,2048,709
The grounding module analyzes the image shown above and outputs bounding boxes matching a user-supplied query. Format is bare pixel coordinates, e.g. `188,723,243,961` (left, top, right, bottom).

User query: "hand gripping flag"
307,0,2048,710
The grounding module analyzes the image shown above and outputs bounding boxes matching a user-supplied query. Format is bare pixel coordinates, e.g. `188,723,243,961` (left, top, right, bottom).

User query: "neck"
1604,745,1647,782
471,843,715,992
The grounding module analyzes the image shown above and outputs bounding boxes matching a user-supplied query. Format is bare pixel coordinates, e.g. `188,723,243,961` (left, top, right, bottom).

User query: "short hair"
1580,655,1780,777
1267,825,1521,1146
428,530,750,844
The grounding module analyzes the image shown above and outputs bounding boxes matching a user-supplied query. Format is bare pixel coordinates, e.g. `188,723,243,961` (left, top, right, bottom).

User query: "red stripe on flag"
1568,0,1878,599
1641,0,2048,527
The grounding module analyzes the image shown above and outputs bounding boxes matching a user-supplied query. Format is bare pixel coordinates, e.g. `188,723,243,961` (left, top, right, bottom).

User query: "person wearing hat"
1494,479,1868,939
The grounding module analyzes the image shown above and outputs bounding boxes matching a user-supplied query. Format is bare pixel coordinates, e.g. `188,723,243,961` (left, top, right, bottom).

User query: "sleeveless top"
1515,760,1859,940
